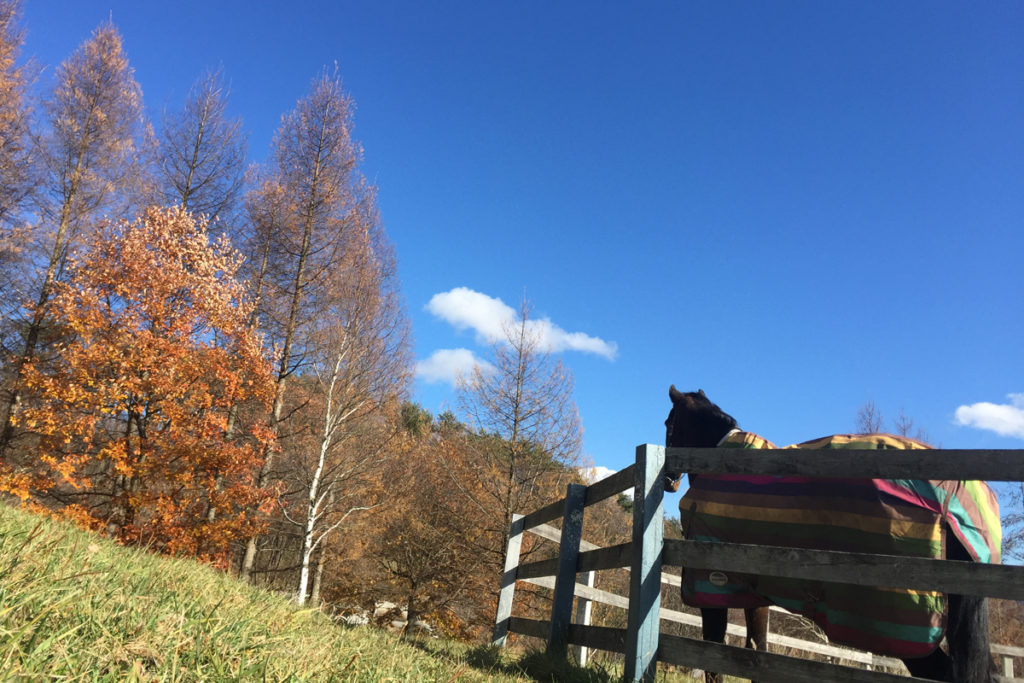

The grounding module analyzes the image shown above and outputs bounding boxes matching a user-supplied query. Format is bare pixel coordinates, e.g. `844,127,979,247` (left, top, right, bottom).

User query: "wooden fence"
491,444,1024,682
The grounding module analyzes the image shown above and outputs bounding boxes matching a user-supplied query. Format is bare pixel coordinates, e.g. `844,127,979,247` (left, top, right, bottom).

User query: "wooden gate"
492,444,1024,682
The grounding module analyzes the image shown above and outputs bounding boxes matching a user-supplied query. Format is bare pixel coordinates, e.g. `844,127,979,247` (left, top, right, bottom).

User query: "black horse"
664,386,994,683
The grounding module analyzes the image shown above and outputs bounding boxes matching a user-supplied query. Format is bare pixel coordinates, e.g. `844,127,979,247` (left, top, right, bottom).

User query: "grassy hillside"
0,504,618,682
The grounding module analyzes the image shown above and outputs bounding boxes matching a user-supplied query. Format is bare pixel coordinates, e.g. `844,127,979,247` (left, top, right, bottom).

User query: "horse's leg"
903,649,952,682
902,538,993,683
744,606,769,650
700,607,727,683
946,540,993,683
741,606,769,683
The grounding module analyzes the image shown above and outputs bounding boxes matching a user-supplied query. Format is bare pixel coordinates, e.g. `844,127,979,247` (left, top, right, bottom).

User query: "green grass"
0,505,715,681
0,505,534,681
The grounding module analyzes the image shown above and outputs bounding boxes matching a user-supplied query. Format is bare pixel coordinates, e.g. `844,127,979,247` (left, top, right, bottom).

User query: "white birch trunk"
295,353,341,605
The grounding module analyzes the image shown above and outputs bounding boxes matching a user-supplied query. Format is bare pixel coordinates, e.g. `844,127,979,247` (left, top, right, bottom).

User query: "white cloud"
954,393,1024,440
426,287,618,360
426,288,513,343
579,465,618,483
415,348,492,386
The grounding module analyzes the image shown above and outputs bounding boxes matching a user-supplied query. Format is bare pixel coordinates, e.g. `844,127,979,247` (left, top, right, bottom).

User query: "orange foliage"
368,424,501,638
11,206,277,567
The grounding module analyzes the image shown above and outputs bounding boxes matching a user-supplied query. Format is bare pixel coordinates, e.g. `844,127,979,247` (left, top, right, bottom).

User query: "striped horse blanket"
678,431,1001,658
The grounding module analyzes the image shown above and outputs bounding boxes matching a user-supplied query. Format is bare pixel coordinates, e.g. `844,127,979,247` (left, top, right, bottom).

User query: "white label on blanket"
709,571,728,587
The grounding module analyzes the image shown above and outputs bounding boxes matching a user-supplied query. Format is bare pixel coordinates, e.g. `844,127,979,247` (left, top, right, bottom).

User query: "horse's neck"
697,413,737,447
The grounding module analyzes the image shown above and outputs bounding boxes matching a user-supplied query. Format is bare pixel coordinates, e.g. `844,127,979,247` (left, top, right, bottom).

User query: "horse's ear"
669,385,684,402
698,388,706,397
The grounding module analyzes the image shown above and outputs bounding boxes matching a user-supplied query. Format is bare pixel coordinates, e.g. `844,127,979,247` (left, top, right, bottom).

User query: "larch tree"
456,299,583,582
0,0,33,397
0,21,150,458
156,67,247,224
239,68,385,581
238,173,290,332
0,0,33,227
11,206,277,567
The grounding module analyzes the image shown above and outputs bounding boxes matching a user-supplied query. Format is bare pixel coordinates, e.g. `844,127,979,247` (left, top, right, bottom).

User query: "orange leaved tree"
13,206,276,567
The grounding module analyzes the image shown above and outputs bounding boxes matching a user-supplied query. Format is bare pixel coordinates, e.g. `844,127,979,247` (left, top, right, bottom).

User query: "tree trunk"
296,509,316,605
402,584,417,641
311,545,327,607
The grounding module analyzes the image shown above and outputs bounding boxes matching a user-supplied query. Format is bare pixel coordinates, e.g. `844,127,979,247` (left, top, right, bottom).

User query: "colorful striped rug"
678,431,1001,658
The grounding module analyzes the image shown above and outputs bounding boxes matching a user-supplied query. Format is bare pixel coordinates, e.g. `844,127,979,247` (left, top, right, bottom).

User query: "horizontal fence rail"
665,539,1024,601
493,443,1024,682
666,446,1024,481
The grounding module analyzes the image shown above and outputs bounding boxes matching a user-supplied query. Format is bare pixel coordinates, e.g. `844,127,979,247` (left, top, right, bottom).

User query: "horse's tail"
947,539,994,683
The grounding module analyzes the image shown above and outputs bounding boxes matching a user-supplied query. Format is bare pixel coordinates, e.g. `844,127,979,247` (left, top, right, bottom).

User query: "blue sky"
22,3,1023,491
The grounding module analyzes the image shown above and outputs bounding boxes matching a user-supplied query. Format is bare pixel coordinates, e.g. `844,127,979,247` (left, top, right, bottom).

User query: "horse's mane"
691,392,739,432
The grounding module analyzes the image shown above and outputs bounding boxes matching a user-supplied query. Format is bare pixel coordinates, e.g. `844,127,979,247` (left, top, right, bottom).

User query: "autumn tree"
283,224,411,605
0,0,33,388
0,0,32,227
10,206,276,567
455,299,584,614
371,411,495,638
1,21,150,457
156,67,247,224
239,68,390,580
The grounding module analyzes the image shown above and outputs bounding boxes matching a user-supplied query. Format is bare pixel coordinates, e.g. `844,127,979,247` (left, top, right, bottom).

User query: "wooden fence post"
548,483,586,658
574,569,596,666
492,513,525,647
624,444,666,682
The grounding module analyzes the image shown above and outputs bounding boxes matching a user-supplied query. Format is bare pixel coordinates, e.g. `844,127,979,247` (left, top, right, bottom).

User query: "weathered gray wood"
526,521,601,550
994,644,1024,658
666,446,1024,481
624,444,665,682
583,464,635,506
516,555,560,580
518,541,633,579
522,575,905,668
514,475,1022,677
520,465,636,533
577,542,633,573
508,613,912,681
657,633,931,683
491,514,524,646
568,622,629,656
664,538,1024,600
525,575,695,624
573,569,596,666
510,616,630,655
520,497,566,531
548,483,586,657
508,615,549,640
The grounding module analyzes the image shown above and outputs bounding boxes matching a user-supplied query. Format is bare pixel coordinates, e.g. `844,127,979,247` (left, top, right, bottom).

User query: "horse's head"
666,386,738,448
664,386,738,492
